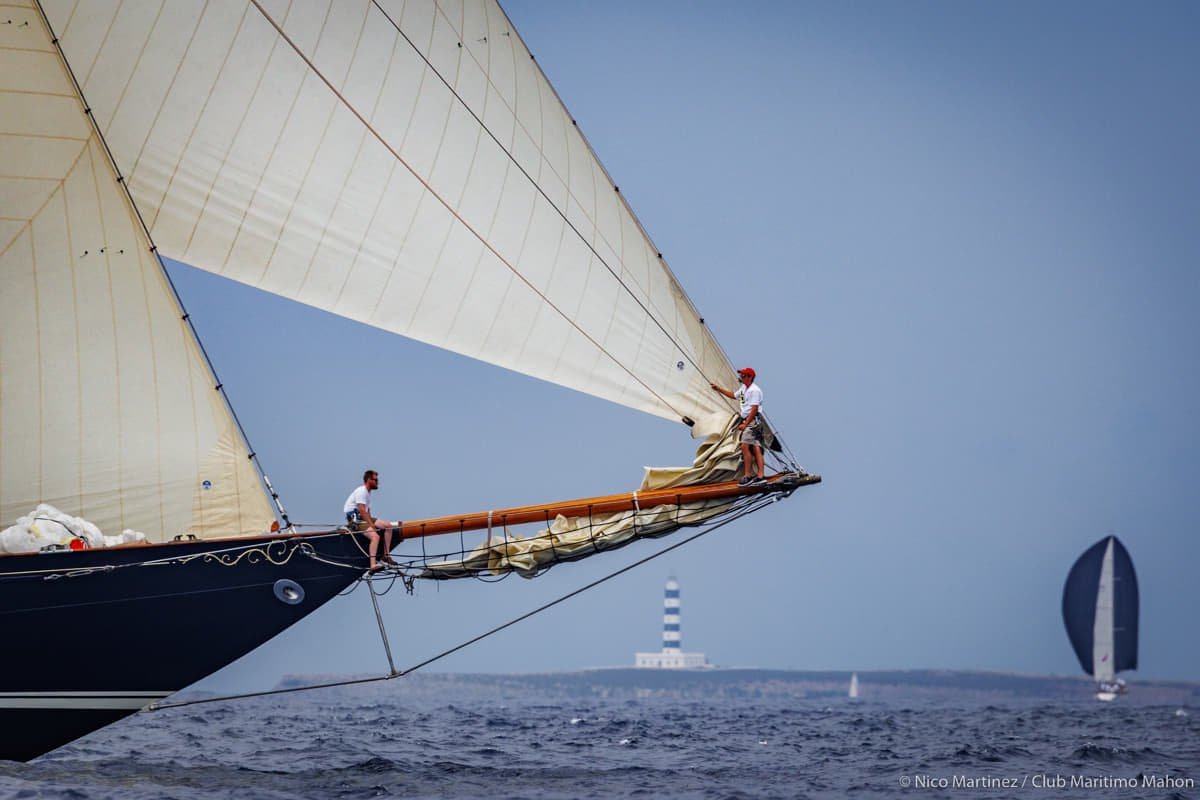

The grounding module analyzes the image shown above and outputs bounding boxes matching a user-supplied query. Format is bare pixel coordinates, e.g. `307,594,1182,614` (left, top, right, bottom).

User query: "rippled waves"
1,693,1197,798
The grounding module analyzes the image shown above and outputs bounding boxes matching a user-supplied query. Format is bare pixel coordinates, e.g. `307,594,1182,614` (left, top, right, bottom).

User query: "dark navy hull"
0,531,372,761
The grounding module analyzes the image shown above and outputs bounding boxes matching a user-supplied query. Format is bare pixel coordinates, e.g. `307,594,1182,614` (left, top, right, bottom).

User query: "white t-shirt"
343,485,371,515
736,382,763,419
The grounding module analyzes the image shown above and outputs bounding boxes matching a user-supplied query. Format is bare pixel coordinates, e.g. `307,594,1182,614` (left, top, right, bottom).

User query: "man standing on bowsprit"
710,367,766,486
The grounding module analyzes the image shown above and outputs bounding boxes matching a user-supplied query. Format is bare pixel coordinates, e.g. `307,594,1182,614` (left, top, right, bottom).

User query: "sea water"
1,689,1197,799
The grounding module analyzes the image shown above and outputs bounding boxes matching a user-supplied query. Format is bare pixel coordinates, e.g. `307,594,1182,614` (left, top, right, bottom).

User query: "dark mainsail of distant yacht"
1061,536,1139,700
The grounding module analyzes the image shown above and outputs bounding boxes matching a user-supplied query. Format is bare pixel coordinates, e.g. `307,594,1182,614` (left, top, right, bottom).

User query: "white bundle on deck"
0,504,146,555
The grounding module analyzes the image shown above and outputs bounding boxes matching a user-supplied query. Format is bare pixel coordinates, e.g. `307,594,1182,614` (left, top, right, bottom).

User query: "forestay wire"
144,493,784,713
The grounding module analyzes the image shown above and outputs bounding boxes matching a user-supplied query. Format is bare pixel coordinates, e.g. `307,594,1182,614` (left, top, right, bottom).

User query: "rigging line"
373,0,714,380
367,578,397,674
412,488,771,580
31,0,289,529
246,0,688,421
482,1,727,371
145,497,777,712
770,440,802,475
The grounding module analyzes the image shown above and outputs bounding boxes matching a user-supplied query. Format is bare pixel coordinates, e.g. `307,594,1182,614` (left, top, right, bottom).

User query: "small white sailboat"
1062,536,1139,701
848,672,859,699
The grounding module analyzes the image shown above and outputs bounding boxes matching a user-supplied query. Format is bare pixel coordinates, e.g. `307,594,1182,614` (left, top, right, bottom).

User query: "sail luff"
243,1,686,422
1092,539,1116,683
487,0,732,380
1109,537,1139,673
39,0,743,430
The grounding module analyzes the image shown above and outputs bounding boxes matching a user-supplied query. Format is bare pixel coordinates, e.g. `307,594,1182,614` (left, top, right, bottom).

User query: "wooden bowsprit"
371,472,823,580
394,471,821,540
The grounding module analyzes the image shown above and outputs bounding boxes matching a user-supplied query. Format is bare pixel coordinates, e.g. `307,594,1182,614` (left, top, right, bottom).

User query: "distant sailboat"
848,672,859,699
1062,536,1139,701
0,0,819,760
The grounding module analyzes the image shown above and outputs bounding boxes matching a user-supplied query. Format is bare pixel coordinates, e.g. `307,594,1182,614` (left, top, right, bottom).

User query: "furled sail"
0,4,275,542
1061,536,1139,682
420,413,748,578
38,0,739,433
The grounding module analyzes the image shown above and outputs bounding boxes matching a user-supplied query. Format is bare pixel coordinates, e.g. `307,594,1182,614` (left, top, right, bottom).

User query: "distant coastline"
270,668,1200,705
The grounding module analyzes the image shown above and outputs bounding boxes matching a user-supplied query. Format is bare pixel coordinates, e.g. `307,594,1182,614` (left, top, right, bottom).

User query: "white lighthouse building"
635,577,709,668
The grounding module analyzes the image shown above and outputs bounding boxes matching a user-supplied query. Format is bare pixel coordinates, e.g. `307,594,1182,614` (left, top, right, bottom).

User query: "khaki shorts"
346,512,372,532
740,417,764,448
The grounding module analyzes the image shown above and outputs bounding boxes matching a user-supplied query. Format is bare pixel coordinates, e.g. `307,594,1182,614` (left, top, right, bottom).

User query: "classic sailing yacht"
1061,536,1139,701
0,0,818,760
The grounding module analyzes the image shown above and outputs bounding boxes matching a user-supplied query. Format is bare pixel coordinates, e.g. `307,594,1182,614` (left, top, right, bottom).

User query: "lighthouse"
635,577,709,668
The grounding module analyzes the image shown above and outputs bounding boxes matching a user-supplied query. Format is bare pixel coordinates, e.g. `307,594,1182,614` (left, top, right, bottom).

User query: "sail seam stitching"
431,0,717,380
247,0,685,420
391,0,706,399
32,0,285,531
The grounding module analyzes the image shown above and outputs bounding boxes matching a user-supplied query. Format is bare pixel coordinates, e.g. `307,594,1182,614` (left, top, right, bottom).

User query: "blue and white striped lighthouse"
635,577,708,668
662,577,681,651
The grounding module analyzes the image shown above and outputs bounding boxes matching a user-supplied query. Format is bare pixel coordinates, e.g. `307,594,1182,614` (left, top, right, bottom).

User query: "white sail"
37,0,737,431
1092,538,1116,684
0,2,276,541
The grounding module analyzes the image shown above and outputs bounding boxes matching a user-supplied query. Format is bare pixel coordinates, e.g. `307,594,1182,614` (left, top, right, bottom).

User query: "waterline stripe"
0,691,171,710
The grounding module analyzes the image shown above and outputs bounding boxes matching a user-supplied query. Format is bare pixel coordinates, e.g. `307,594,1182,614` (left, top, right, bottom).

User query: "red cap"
737,367,755,379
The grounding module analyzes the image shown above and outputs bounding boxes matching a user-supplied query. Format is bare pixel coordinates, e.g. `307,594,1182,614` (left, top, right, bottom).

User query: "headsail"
0,3,274,542
1061,536,1139,682
38,0,739,432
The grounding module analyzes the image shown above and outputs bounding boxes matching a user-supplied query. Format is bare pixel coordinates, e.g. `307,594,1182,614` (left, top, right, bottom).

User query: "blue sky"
174,0,1199,690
